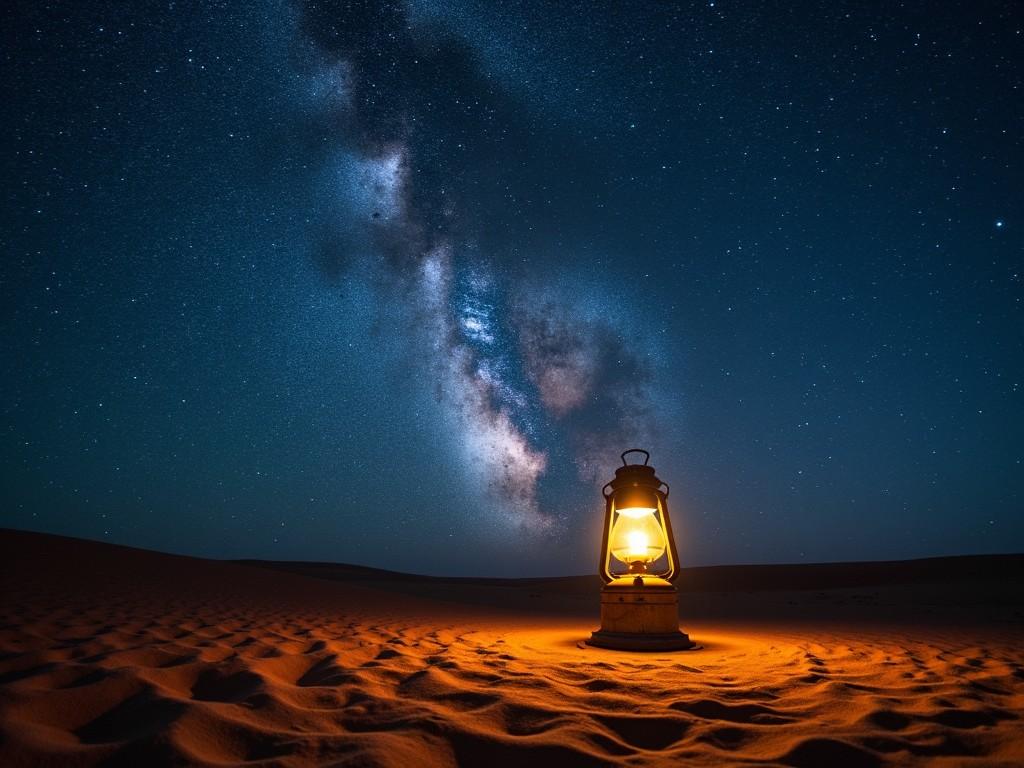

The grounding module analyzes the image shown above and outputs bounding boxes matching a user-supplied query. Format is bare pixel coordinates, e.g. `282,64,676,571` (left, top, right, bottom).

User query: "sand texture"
1,530,1022,767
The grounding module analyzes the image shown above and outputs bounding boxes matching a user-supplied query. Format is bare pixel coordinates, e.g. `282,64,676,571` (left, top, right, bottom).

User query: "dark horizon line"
3,525,1022,584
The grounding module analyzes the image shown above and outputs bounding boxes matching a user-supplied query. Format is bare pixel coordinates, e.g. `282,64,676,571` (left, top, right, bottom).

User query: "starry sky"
2,0,1022,576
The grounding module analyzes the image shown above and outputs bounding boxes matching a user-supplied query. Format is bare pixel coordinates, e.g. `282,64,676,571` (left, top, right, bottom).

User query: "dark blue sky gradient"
2,1,1021,575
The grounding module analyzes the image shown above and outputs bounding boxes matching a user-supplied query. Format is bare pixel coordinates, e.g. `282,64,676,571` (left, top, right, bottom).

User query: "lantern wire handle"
621,448,650,466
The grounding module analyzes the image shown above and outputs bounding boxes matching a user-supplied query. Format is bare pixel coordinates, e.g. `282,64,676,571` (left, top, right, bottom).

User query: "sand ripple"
1,534,1022,766
4,611,1023,765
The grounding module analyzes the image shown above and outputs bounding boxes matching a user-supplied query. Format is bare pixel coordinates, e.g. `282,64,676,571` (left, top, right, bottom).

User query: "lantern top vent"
604,449,668,497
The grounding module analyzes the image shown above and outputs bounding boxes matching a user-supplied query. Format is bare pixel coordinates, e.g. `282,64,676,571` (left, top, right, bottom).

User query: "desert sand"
1,529,1022,767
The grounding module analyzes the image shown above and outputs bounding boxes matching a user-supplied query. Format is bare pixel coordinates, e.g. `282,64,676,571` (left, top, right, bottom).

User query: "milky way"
296,0,656,532
3,0,1021,575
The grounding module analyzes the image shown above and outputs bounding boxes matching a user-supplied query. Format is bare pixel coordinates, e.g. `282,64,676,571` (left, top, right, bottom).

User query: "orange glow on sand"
1,530,1022,767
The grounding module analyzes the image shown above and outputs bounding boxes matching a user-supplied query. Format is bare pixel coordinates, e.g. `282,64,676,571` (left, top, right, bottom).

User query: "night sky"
2,1,1021,576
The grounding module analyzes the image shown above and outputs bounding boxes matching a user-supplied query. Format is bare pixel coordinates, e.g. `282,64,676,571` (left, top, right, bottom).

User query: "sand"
1,529,1022,767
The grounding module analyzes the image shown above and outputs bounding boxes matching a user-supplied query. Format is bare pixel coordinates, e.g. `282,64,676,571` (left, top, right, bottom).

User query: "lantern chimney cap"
602,449,670,498
612,462,658,483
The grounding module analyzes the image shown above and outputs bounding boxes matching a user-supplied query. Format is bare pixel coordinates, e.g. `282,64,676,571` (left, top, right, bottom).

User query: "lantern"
587,449,695,651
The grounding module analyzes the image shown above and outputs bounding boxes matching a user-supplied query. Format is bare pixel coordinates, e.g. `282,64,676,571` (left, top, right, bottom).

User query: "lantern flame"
626,530,649,556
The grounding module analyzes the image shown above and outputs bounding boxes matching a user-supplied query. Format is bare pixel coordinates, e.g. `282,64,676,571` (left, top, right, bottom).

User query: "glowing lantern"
587,449,695,651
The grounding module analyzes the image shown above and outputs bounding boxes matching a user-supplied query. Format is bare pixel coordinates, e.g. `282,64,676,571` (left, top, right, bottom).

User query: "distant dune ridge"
1,529,1022,766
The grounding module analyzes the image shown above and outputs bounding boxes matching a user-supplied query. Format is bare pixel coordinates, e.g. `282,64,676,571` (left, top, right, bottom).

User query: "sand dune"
1,530,1022,766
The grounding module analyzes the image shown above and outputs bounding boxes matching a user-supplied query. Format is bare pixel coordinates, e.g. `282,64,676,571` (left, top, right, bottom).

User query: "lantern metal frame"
587,449,696,652
599,449,680,582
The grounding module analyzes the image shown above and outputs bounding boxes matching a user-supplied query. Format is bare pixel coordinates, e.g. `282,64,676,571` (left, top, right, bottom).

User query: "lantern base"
587,629,695,651
586,576,696,651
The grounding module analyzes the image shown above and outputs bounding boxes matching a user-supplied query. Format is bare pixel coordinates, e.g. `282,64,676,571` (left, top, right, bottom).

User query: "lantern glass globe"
609,506,666,567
